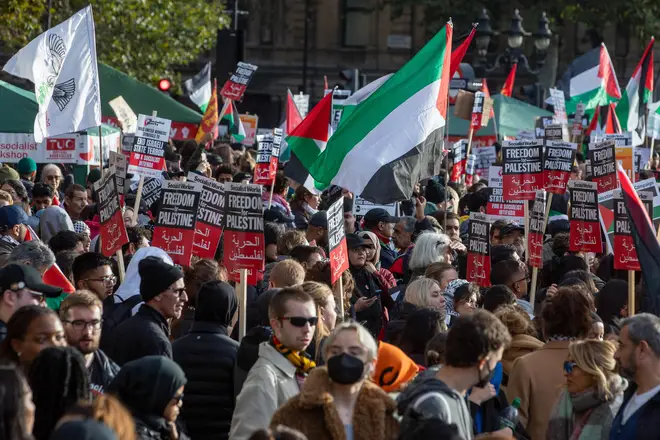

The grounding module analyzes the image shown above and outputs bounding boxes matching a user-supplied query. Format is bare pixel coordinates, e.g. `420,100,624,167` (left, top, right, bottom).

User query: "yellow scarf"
271,335,316,375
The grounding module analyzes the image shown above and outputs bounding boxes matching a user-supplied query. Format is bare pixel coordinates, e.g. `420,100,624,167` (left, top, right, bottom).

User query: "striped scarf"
271,335,316,375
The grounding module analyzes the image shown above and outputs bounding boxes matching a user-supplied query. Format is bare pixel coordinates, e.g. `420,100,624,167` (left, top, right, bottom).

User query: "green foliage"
0,0,230,90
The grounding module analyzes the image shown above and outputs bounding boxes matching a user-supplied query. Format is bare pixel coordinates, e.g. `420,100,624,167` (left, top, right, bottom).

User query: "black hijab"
194,281,238,326
50,420,117,440
108,356,186,431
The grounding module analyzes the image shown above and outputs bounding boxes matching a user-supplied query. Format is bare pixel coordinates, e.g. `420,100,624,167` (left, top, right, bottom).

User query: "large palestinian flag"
557,43,621,113
308,23,453,204
616,38,654,134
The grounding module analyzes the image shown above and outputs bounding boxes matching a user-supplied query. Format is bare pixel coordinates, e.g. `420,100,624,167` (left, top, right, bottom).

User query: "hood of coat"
509,334,545,351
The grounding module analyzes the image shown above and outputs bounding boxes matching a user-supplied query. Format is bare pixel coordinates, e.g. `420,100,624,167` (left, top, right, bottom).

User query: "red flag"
449,25,477,79
584,106,601,137
604,102,621,134
286,89,303,136
501,63,517,97
23,227,75,293
195,80,219,143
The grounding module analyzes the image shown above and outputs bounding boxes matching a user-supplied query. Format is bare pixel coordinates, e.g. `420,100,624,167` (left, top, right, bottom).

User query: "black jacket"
611,382,660,440
172,322,238,440
0,319,6,343
233,325,272,397
385,301,419,344
89,349,120,396
106,304,172,366
134,416,190,440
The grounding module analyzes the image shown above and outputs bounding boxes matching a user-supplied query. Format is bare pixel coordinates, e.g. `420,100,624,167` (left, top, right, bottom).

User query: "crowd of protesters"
0,140,658,440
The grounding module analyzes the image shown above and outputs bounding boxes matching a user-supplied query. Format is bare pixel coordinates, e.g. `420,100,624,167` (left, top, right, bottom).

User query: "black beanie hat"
425,180,446,205
138,256,184,302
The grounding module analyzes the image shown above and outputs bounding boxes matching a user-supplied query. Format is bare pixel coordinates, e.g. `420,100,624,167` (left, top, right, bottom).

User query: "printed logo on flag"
188,173,225,260
466,213,491,287
569,181,602,253
501,140,543,201
328,197,349,284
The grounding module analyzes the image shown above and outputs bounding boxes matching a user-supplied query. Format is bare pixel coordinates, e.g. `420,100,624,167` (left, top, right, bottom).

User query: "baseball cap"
309,211,328,229
17,158,37,175
500,221,525,237
0,264,63,297
346,233,370,249
207,154,223,166
364,208,399,224
0,205,28,229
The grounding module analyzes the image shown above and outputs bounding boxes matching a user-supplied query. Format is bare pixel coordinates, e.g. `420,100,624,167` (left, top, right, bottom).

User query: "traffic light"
158,78,172,92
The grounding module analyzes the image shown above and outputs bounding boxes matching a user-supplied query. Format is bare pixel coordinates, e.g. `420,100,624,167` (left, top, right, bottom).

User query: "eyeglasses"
279,316,318,327
563,361,578,374
62,319,103,331
514,276,531,284
85,275,117,286
166,287,187,297
172,393,184,404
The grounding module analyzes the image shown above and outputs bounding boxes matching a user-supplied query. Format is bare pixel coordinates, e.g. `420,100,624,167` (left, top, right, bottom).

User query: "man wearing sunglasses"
231,287,317,440
106,256,185,366
490,259,534,317
0,263,63,342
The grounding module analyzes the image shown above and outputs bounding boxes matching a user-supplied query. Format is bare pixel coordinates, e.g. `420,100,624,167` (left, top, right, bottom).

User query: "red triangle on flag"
43,264,75,293
598,44,621,99
288,91,333,143
286,89,303,135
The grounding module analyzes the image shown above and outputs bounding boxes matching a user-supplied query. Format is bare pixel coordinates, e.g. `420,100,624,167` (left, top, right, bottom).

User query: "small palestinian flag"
616,38,654,134
221,100,246,143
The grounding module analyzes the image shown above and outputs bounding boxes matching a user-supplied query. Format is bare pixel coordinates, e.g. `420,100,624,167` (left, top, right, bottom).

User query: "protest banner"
254,133,275,185
486,166,524,222
449,139,467,183
108,96,137,134
527,190,546,306
138,176,164,211
151,181,202,266
220,61,258,101
354,197,398,217
188,173,225,260
238,114,258,146
93,167,129,261
465,154,477,187
223,182,265,286
572,102,586,140
267,128,283,207
328,197,349,290
569,180,602,253
127,114,171,179
588,140,617,193
466,212,490,287
613,189,653,271
550,88,568,125
535,116,555,139
109,151,127,202
543,140,577,195
501,139,543,201
473,145,497,175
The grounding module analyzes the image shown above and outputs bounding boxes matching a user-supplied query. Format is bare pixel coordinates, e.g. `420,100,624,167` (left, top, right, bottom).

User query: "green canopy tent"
99,63,202,138
447,94,553,138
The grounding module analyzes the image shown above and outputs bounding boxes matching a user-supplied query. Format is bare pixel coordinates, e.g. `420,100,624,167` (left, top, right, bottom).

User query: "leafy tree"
0,0,230,89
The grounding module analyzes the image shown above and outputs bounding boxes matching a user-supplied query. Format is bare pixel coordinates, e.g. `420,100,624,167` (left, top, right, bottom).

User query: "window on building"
342,0,371,47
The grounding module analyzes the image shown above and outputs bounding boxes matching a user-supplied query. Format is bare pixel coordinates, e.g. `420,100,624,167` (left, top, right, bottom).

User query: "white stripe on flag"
570,66,600,97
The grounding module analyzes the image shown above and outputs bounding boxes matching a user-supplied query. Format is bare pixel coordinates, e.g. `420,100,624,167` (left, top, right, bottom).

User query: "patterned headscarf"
443,279,468,321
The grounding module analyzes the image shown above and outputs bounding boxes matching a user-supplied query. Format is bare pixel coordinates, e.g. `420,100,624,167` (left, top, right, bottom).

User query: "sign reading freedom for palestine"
501,139,543,201
188,173,225,260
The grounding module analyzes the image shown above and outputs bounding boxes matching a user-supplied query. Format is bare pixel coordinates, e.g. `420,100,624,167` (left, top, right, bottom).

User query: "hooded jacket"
108,355,189,440
89,349,120,396
397,374,474,440
271,367,400,440
172,282,239,440
501,334,544,388
38,205,74,244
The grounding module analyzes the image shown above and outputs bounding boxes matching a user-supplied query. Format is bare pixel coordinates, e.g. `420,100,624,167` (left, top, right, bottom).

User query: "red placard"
587,140,617,193
527,191,546,268
613,190,653,270
188,173,225,259
569,181,602,253
543,141,577,195
127,114,172,179
502,140,543,200
254,133,276,185
466,213,491,287
449,139,466,183
151,181,203,266
223,183,265,285
327,197,349,284
93,169,129,257
220,62,258,101
470,92,485,130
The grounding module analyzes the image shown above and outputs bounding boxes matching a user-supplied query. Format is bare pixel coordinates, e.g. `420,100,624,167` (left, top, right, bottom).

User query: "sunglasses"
279,316,318,327
563,361,578,374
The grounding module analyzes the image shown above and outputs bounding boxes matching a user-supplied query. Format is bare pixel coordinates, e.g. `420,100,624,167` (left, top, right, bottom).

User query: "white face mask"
303,203,318,216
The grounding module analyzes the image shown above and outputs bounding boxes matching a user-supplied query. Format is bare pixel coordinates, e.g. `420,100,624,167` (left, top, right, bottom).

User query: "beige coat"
229,342,300,440
507,340,570,440
501,334,544,384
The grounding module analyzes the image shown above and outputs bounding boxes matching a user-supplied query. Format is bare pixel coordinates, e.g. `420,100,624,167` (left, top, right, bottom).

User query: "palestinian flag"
337,74,392,129
279,89,304,162
221,100,246,143
283,91,333,189
584,105,602,138
308,23,453,204
449,25,476,78
501,63,517,97
604,102,621,134
616,38,654,134
618,163,660,315
557,44,621,113
183,62,212,112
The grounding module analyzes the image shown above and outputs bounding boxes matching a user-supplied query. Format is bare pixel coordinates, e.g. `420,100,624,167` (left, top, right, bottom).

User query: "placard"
486,166,524,222
543,140,577,194
465,154,477,187
569,180,602,253
127,114,172,178
93,167,129,257
543,124,564,142
613,190,653,271
151,181,203,266
572,102,585,137
254,133,275,185
588,140,617,193
238,114,259,146
223,182,265,285
471,91,485,129
353,197,397,217
329,89,352,131
449,139,467,183
293,93,310,117
108,96,137,134
466,212,491,287
138,175,165,210
474,146,497,173
188,173,225,259
109,151,127,198
550,88,568,125
220,61,258,101
501,140,543,200
528,190,546,268
634,148,651,180
328,197,349,284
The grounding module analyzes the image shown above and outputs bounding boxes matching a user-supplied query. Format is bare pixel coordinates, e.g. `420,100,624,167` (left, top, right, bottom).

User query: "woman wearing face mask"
547,339,626,440
290,186,320,230
270,321,400,440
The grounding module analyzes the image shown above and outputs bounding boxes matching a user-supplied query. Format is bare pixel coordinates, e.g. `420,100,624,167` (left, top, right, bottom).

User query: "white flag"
3,6,101,143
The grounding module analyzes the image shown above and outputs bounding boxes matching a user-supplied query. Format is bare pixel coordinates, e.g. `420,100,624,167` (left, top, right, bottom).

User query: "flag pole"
338,277,345,322
530,192,553,310
132,110,157,225
629,270,635,316
268,178,275,209
98,126,104,179
238,268,248,340
523,200,529,256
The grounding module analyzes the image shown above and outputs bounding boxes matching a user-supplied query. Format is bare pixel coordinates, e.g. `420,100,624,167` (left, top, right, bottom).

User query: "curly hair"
541,287,593,339
495,305,537,337
569,339,620,401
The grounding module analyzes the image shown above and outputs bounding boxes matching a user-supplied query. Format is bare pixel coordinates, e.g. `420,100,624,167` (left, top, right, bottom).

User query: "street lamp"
475,9,495,57
504,9,529,49
533,12,552,52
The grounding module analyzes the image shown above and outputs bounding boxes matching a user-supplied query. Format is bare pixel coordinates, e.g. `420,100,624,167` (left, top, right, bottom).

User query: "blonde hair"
569,339,619,401
424,262,455,284
358,231,380,265
405,277,441,308
270,259,306,288
0,190,13,205
322,321,378,364
301,281,335,362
